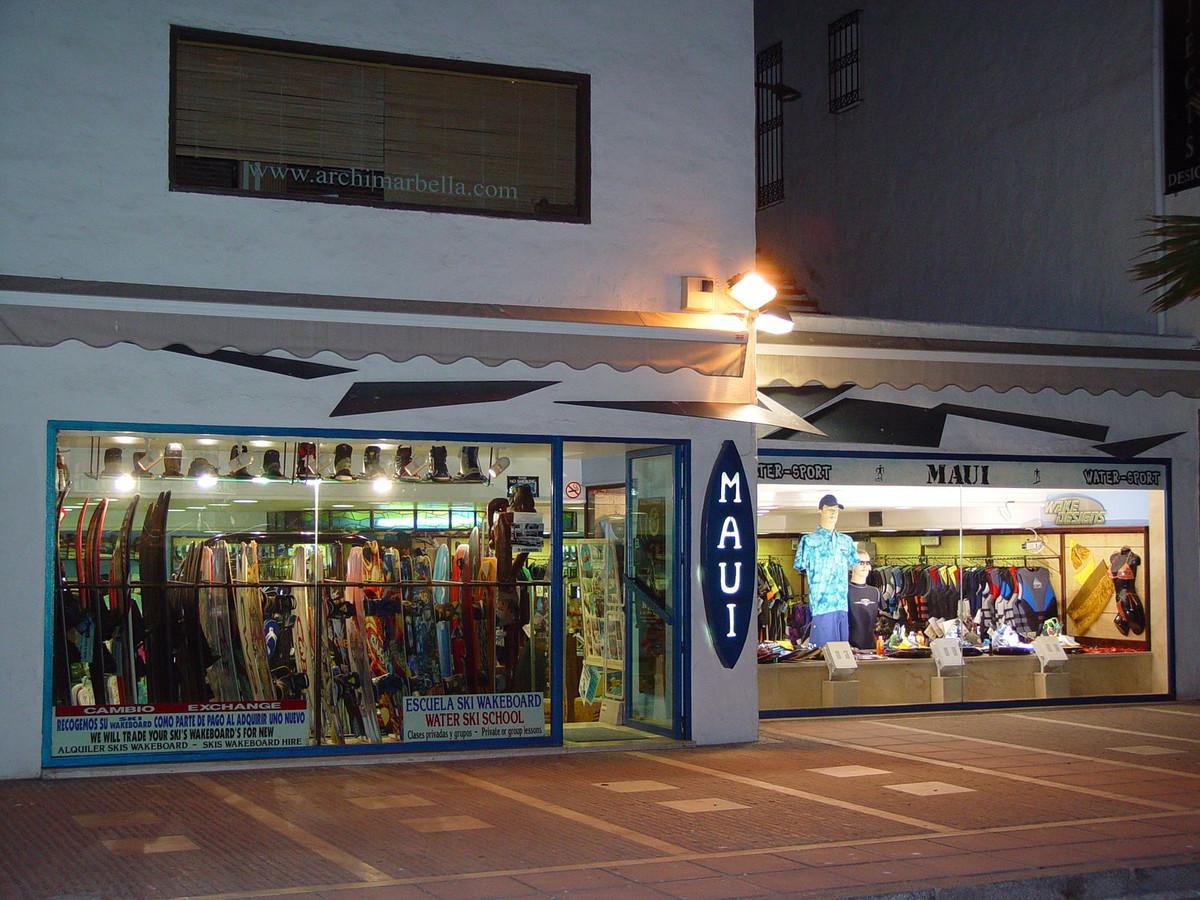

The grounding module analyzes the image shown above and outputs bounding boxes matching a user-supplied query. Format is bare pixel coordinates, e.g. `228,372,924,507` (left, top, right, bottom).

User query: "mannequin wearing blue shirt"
793,494,858,647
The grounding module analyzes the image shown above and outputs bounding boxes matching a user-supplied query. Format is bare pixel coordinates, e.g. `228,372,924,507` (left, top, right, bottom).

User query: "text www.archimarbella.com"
241,160,518,200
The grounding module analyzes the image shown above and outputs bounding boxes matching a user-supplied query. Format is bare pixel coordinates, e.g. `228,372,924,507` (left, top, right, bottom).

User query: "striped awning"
0,275,747,378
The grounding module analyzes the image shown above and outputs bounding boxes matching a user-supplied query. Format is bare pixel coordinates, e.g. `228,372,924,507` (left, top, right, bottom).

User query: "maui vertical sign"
1164,0,1200,193
700,441,756,669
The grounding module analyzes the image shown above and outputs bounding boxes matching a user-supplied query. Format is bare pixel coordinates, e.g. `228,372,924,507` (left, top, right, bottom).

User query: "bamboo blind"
174,39,579,213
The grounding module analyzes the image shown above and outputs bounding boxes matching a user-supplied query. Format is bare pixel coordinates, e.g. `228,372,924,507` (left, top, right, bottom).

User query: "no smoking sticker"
565,481,582,499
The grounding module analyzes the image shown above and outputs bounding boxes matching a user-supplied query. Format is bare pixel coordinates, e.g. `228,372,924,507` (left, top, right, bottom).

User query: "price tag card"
1033,635,1068,672
511,512,545,551
930,637,965,675
823,641,858,681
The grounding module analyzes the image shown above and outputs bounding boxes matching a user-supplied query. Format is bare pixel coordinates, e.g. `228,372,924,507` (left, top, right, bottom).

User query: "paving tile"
930,830,1043,852
883,780,976,797
567,884,671,899
656,798,750,813
806,765,890,778
865,838,967,860
744,867,862,892
777,845,876,867
697,853,796,875
616,860,718,884
656,875,772,898
403,815,492,833
990,842,1108,869
421,875,541,898
100,834,200,854
918,852,1036,877
348,794,433,810
73,810,160,827
1077,818,1183,838
1089,833,1200,860
515,868,632,892
595,779,679,793
820,859,929,885
1108,745,1185,756
318,886,434,899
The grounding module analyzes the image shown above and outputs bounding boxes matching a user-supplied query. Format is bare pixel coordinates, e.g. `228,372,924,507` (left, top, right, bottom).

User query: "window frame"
755,42,784,210
828,10,862,114
168,26,592,223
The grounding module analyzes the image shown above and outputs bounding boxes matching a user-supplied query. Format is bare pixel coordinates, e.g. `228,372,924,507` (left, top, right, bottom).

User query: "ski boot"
427,445,452,483
455,445,486,483
394,446,421,481
363,445,385,479
295,442,318,480
163,442,183,477
101,447,124,477
262,448,284,479
187,457,218,478
228,444,253,478
334,443,355,482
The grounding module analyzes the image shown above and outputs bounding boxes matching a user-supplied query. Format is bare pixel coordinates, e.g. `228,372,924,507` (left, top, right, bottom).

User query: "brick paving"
0,703,1196,898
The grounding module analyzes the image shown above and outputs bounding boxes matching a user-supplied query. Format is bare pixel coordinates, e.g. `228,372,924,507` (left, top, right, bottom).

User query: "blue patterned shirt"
794,528,858,616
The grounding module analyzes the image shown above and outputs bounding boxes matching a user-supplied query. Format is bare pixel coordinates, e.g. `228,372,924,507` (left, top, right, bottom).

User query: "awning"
758,316,1200,399
0,275,747,377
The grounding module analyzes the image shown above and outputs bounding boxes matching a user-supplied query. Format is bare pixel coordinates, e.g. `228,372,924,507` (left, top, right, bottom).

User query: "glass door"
624,447,681,737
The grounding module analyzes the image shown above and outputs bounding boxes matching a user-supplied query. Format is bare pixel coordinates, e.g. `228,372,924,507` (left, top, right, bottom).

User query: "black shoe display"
228,444,252,478
334,443,354,481
427,445,452,483
262,449,284,479
163,442,183,477
295,442,317,480
395,446,420,481
187,457,218,478
363,445,384,479
101,447,123,477
456,446,486,482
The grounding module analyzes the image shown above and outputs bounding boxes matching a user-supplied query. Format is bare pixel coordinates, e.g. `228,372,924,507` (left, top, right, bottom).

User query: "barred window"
756,42,784,209
828,10,861,114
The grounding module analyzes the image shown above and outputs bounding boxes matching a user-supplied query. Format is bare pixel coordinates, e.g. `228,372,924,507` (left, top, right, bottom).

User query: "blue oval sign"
700,440,756,669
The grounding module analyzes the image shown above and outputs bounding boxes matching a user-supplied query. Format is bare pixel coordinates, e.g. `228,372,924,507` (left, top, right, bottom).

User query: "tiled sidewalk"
1,703,1198,898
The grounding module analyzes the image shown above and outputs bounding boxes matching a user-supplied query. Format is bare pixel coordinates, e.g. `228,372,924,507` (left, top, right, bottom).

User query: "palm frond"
1130,215,1200,312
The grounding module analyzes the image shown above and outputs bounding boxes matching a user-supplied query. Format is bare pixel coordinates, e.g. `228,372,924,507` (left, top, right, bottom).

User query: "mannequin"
793,494,858,647
1109,546,1145,636
847,551,881,650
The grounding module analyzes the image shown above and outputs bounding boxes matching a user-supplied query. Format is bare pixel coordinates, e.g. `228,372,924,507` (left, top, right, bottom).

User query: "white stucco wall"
0,0,755,310
0,341,761,778
755,0,1200,339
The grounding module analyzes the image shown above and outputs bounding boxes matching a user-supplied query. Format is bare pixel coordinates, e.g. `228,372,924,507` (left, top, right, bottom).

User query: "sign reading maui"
701,441,756,669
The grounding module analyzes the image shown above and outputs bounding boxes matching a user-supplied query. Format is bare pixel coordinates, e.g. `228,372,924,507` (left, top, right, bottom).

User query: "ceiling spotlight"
114,473,136,493
372,476,392,495
487,456,511,480
196,473,218,489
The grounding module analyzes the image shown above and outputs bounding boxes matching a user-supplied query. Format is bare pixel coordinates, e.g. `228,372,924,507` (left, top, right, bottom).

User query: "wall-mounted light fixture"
727,272,793,335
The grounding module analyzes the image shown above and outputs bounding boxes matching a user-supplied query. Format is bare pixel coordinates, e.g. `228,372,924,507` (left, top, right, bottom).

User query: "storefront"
0,288,774,775
753,315,1200,716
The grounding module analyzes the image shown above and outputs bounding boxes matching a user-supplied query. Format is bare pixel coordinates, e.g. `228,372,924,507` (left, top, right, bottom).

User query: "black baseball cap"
818,494,844,510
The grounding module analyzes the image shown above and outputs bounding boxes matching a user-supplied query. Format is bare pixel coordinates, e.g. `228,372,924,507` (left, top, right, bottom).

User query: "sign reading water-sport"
402,692,545,742
51,700,308,758
700,441,756,669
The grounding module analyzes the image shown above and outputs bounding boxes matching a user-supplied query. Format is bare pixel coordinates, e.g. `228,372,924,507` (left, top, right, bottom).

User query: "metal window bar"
755,42,784,208
828,10,861,114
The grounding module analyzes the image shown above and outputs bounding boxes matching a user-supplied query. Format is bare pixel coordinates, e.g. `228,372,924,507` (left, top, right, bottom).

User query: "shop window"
50,429,552,761
170,27,590,222
756,454,1169,712
828,10,861,113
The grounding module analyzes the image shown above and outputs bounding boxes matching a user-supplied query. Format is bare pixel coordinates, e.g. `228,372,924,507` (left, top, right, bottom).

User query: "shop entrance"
561,442,684,743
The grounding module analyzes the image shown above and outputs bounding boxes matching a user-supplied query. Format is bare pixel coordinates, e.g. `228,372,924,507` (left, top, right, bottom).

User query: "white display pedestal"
931,675,966,703
1034,671,1071,699
822,679,860,707
600,699,625,724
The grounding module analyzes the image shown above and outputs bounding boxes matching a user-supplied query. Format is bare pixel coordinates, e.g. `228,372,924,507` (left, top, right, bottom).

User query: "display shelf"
758,650,1155,710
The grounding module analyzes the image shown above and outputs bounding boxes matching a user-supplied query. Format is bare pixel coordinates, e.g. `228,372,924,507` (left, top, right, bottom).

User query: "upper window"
169,27,590,222
755,43,784,209
828,11,861,113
